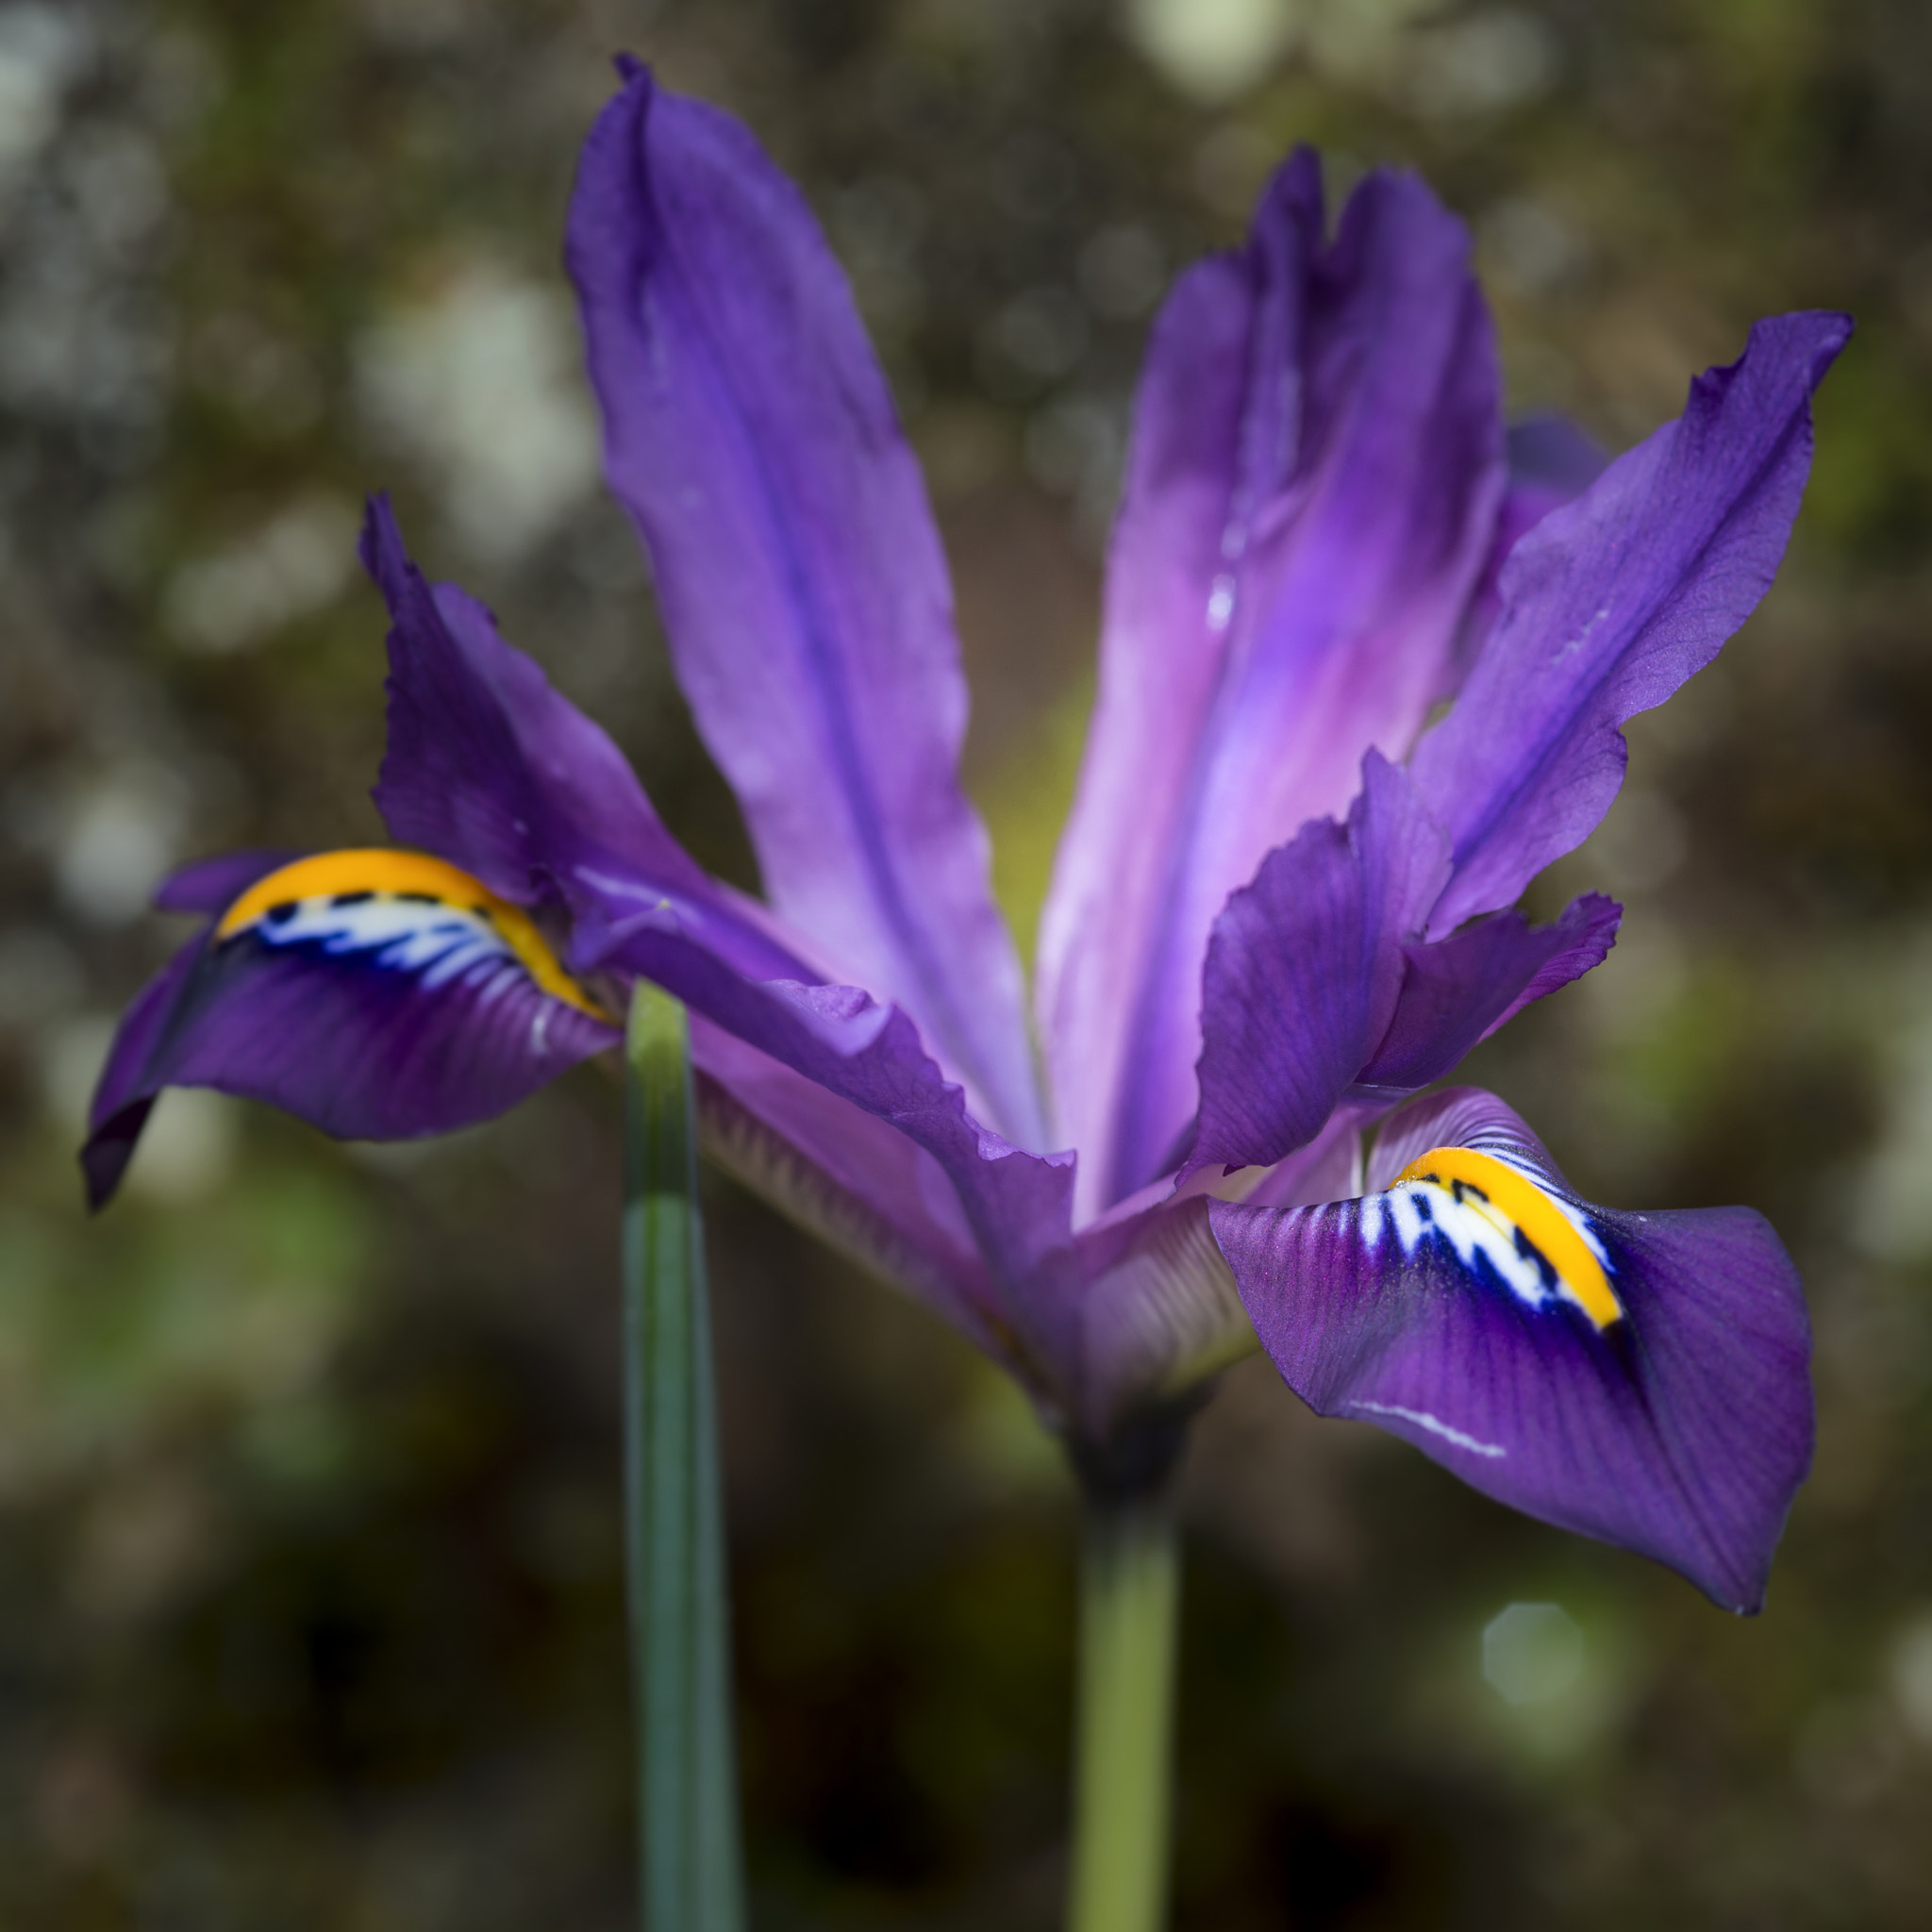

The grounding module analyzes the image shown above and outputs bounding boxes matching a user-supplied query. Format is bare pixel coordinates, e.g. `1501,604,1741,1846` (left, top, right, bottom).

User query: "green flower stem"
1067,1490,1181,1932
623,983,744,1932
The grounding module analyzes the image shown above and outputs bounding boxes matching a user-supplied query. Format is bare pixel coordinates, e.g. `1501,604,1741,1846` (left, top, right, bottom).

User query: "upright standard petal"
83,850,621,1209
1211,1089,1812,1611
1039,151,1506,1213
1190,754,1447,1174
568,68,1041,1147
1190,754,1617,1177
1413,311,1851,936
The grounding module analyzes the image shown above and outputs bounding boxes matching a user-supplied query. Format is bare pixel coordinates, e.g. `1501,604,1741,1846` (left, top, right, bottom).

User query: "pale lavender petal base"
1075,1108,1364,1435
690,1016,1020,1362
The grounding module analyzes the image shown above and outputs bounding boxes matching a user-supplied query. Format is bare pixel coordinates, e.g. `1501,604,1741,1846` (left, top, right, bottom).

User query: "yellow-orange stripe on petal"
1390,1144,1623,1330
216,849,612,1023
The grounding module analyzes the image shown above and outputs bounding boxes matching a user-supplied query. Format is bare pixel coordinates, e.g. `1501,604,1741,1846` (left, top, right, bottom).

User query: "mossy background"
5,0,1932,1924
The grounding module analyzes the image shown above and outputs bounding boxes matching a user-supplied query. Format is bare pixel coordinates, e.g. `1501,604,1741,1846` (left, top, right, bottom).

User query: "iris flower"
89,67,1844,1617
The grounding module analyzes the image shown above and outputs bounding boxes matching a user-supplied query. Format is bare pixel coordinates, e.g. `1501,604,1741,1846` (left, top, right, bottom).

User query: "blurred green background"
4,0,1932,1924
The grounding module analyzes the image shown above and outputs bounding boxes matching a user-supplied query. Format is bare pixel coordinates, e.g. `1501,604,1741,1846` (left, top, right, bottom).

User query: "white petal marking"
251,895,558,1038
1381,1157,1610,1322
1344,1398,1507,1457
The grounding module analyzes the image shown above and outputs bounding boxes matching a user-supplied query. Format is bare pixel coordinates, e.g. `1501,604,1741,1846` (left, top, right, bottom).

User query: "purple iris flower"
87,67,1847,1614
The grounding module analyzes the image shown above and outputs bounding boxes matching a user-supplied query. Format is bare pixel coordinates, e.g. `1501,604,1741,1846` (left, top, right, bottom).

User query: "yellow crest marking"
1391,1144,1623,1330
216,848,612,1023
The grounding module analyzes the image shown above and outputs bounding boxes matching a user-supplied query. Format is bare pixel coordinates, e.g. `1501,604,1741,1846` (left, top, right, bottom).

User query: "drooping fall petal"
1211,1088,1812,1611
152,849,302,916
83,850,622,1208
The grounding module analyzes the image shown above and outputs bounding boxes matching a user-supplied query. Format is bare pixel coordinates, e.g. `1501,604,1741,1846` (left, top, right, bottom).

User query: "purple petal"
580,906,1084,1412
1463,415,1610,652
1076,1108,1363,1434
567,71,1041,1148
1212,1088,1812,1611
1355,891,1622,1091
81,935,206,1207
690,1015,1017,1363
364,497,812,990
83,851,621,1210
1039,152,1506,1213
1413,311,1852,937
361,498,1087,1403
1075,1196,1243,1437
1191,753,1449,1176
153,850,302,915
